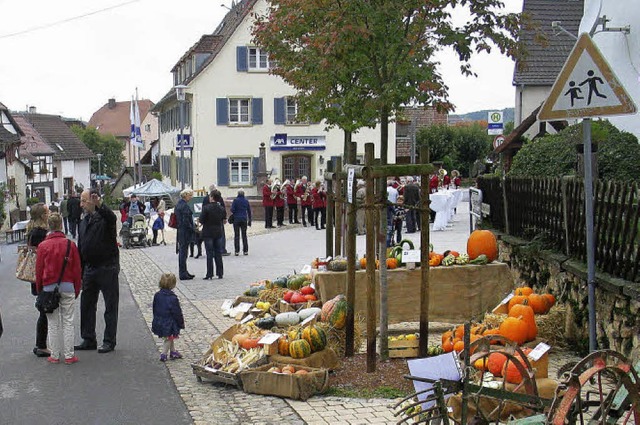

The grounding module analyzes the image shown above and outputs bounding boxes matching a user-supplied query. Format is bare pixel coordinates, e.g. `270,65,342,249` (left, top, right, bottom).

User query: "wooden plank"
598,180,615,270
620,183,639,280
608,182,627,276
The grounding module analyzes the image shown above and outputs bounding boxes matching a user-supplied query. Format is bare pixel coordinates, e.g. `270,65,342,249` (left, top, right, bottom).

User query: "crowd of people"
261,176,326,230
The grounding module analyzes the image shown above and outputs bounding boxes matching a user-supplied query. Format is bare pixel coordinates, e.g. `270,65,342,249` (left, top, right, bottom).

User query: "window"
285,97,308,124
228,98,250,124
229,158,252,185
248,47,269,70
145,123,151,132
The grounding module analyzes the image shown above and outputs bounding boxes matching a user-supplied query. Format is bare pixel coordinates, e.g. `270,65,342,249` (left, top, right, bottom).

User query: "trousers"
204,237,224,278
80,263,120,347
47,292,75,360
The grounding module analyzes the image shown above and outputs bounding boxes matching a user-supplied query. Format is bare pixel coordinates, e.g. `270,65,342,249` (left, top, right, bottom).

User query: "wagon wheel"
546,350,640,425
454,335,543,425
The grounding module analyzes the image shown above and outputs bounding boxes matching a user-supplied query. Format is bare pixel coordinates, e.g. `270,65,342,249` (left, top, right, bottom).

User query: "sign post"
487,111,504,135
538,33,637,352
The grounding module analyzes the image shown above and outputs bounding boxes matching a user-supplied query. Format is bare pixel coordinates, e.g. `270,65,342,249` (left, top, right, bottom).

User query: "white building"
152,0,395,198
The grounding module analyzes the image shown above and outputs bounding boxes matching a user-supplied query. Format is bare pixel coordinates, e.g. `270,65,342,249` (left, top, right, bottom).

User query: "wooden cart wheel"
546,350,640,425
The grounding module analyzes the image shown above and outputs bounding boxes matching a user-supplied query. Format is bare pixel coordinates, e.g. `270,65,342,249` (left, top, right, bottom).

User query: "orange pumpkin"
359,257,367,268
487,352,508,376
386,258,398,269
528,294,550,314
282,364,296,374
441,330,453,345
241,337,260,350
304,294,318,301
503,348,533,384
499,316,529,345
453,340,465,352
483,328,502,345
508,295,529,312
474,357,488,371
277,336,290,356
454,325,465,340
542,293,556,309
508,302,537,342
467,230,498,262
514,286,534,296
232,333,249,346
442,337,455,353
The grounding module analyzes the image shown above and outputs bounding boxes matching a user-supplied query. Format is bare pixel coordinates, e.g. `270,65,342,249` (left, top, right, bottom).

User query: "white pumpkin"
275,312,300,327
297,307,322,321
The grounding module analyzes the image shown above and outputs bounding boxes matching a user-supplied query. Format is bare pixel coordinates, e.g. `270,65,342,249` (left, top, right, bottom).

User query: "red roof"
87,99,154,138
13,115,55,161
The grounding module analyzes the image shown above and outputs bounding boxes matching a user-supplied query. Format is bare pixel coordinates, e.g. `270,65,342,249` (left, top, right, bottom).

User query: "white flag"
130,94,143,148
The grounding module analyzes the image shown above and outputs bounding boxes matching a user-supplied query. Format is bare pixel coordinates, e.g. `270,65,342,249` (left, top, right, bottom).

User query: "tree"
453,123,492,177
416,124,455,162
71,126,124,178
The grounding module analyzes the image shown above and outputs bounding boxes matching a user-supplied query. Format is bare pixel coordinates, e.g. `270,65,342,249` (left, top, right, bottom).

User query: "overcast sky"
0,0,523,121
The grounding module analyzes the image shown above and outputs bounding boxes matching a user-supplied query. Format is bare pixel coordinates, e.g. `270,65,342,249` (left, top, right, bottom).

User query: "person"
75,189,120,354
66,192,82,239
386,179,399,232
355,180,366,235
59,195,69,235
442,170,451,188
403,176,420,233
202,185,230,256
298,176,313,227
311,181,326,230
273,180,286,227
26,203,51,357
451,170,461,188
175,189,195,281
429,173,439,223
49,202,59,213
152,212,165,245
156,197,166,215
230,189,251,255
35,213,82,364
262,178,274,228
199,190,226,279
190,219,203,258
119,197,129,224
387,195,407,246
152,273,185,362
284,179,298,224
124,194,145,225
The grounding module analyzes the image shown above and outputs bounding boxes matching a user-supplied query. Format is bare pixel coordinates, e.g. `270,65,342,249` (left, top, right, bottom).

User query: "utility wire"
0,0,142,40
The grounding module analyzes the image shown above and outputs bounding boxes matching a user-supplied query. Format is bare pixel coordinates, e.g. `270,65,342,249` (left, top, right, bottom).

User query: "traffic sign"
487,111,504,135
176,134,193,151
538,33,637,121
493,135,506,150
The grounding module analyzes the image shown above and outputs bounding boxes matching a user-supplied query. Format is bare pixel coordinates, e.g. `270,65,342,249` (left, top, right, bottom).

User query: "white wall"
74,160,91,191
580,0,640,137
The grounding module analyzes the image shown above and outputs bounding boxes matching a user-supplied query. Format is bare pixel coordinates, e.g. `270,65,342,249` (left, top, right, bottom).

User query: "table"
430,189,464,230
314,263,513,324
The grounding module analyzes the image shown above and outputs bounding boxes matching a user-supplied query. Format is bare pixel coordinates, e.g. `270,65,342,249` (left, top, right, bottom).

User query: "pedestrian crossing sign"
538,33,636,121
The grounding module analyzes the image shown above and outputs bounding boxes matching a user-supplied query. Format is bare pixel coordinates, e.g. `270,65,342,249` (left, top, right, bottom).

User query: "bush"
27,197,41,206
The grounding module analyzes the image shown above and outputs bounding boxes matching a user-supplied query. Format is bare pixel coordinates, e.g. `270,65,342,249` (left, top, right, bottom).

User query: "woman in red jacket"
35,213,82,365
311,181,326,230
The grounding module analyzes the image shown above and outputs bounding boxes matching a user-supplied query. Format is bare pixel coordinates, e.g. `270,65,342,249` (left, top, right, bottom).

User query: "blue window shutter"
216,98,228,125
252,98,263,125
217,158,230,186
236,46,248,72
252,157,259,184
274,97,285,125
331,156,341,172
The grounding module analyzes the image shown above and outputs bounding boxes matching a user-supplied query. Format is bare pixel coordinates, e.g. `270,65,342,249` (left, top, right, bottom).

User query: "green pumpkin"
289,339,311,359
272,276,288,288
441,255,456,266
329,298,348,330
248,285,266,297
302,325,327,352
455,253,470,265
287,275,306,290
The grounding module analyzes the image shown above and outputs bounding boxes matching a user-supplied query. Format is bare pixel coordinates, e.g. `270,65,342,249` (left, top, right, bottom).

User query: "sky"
0,0,523,121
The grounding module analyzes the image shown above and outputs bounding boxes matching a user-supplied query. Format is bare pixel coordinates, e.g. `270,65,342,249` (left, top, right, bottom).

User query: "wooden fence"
478,176,640,283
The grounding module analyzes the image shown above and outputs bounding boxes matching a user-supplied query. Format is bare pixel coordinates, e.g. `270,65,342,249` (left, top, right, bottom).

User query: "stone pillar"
256,142,268,189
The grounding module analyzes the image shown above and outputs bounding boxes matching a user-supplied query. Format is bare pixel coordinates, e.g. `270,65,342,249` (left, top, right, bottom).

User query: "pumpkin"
528,294,550,314
304,294,317,301
282,369,293,374
256,316,276,330
295,369,309,375
248,285,266,297
499,316,529,345
321,294,348,329
487,352,508,376
277,336,290,356
232,333,249,346
290,292,307,304
275,312,300,327
288,329,301,341
359,257,367,268
454,325,465,340
386,257,398,269
442,337,454,353
441,254,456,266
428,252,443,267
272,276,288,288
542,293,556,308
289,339,311,359
268,366,281,373
509,302,538,342
300,285,315,295
503,348,533,384
283,290,295,303
482,328,502,345
514,286,534,296
508,295,529,312
241,337,260,350
302,325,327,352
441,330,453,345
455,253,470,265
282,364,296,374
287,275,306,290
453,340,465,353
467,229,498,262
474,358,488,371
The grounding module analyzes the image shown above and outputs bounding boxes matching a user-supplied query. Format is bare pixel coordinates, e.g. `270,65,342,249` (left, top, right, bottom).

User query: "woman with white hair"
175,189,195,280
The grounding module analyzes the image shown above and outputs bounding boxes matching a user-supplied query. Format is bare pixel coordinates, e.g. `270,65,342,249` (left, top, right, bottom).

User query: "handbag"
168,212,178,229
228,213,234,224
16,233,37,282
35,240,71,314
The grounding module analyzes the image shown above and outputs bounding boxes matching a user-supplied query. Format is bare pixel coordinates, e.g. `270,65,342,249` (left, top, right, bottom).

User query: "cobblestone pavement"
120,203,584,425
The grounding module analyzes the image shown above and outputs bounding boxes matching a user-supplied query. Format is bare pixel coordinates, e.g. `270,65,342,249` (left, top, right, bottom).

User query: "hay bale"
258,287,287,304
536,305,568,349
317,313,365,356
483,312,507,329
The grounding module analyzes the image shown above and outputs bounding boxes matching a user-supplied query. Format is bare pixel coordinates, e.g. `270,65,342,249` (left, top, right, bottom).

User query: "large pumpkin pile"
429,229,499,267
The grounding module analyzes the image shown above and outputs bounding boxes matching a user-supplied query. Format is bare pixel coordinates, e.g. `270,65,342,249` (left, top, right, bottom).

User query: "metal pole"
179,100,185,190
583,118,597,351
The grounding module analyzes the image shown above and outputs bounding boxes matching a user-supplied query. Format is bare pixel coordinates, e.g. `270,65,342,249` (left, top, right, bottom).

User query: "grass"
326,385,410,399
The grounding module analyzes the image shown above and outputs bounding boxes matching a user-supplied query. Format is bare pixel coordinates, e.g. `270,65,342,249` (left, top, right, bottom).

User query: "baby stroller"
120,214,151,249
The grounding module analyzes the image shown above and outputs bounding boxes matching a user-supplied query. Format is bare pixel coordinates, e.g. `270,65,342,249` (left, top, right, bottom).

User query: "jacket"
125,200,146,216
175,199,194,234
299,184,312,206
274,188,285,208
151,289,185,338
199,202,225,239
35,232,82,296
67,197,82,221
27,227,48,248
78,203,119,267
311,187,326,209
59,199,69,218
403,183,420,205
230,195,251,222
285,184,297,204
262,184,274,207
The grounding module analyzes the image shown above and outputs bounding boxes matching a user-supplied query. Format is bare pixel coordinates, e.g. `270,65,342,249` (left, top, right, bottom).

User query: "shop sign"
270,134,326,151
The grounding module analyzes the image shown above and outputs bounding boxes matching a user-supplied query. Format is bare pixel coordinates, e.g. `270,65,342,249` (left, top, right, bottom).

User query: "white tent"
122,179,180,198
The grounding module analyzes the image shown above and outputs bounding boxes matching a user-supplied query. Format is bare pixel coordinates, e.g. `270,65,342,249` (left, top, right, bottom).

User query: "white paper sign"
235,302,253,313
500,293,514,304
258,333,282,345
527,342,551,361
402,249,421,263
347,167,355,204
240,314,254,324
220,299,233,310
300,315,316,327
300,264,312,274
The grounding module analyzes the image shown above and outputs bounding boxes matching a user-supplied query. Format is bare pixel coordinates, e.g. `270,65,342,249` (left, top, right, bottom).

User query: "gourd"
241,337,260,350
256,316,276,330
300,286,315,296
455,253,470,265
287,275,307,290
469,254,489,265
304,294,317,301
328,257,348,271
302,325,327,352
298,307,321,321
248,285,266,297
467,230,498,262
290,292,307,304
232,333,249,346
528,294,550,314
321,294,343,322
272,276,288,288
289,339,311,359
275,312,300,327
277,336,290,356
321,294,348,329
441,254,456,266
508,302,537,342
386,258,398,269
499,316,529,345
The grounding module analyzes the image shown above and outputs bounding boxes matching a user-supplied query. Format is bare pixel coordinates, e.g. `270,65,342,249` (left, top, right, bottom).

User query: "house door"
63,177,74,196
282,155,311,182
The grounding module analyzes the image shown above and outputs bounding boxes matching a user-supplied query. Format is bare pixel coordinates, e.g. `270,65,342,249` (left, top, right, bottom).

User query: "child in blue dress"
152,273,185,362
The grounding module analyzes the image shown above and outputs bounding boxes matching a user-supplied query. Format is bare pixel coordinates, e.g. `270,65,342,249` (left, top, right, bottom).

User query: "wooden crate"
388,338,420,358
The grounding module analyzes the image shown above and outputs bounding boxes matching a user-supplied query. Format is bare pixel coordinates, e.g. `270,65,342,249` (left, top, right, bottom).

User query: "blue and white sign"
176,134,193,151
270,135,326,151
487,111,504,135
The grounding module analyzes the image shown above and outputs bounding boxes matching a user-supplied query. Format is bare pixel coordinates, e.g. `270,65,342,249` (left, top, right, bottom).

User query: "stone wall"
497,233,640,360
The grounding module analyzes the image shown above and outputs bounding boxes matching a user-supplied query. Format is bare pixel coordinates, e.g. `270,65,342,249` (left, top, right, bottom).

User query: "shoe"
180,275,194,281
295,221,300,224
98,344,115,354
203,276,212,280
188,273,195,278
217,275,223,279
170,351,183,360
243,252,248,256
64,356,79,365
74,340,97,351
189,254,194,258
303,224,307,227
47,357,60,364
222,252,231,256
194,254,201,259
160,353,167,362
235,252,239,256
34,347,51,357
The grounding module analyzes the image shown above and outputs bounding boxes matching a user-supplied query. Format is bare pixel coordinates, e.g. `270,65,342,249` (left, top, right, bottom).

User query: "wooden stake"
345,142,357,357
334,156,343,257
365,143,377,372
419,145,431,357
326,159,334,258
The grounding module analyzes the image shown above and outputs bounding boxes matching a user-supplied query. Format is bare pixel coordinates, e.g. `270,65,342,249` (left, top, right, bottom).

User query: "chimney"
108,98,116,109
28,106,37,114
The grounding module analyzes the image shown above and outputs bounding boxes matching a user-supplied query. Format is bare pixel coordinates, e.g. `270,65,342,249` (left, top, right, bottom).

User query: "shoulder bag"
35,240,71,314
16,233,37,282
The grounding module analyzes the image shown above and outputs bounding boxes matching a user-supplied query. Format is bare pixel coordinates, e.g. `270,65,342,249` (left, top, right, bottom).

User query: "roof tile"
19,113,94,161
87,99,154,138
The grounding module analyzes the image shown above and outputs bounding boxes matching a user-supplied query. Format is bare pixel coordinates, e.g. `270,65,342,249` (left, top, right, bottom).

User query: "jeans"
387,221,403,246
288,204,298,223
63,216,69,234
80,263,119,347
177,230,193,278
204,237,224,278
406,208,417,233
47,292,75,360
264,206,274,228
233,220,248,254
69,219,79,238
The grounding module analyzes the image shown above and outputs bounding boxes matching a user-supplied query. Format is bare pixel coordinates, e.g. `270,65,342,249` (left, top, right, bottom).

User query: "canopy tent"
123,179,180,198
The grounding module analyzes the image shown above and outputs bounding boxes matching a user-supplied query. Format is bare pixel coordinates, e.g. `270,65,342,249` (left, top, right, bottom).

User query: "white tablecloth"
430,189,464,231
12,220,29,231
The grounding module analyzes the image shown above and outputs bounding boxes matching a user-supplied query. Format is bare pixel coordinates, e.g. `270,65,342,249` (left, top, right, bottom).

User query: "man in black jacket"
403,177,421,233
75,189,120,353
66,192,82,239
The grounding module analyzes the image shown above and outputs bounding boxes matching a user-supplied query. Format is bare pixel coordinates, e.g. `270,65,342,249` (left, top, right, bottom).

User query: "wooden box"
388,338,420,358
527,352,549,379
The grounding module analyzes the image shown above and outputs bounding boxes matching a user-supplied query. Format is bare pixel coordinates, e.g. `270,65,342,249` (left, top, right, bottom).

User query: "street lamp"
175,84,188,190
96,153,103,194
